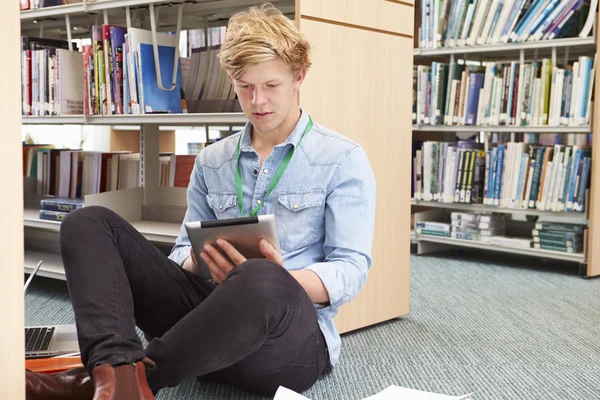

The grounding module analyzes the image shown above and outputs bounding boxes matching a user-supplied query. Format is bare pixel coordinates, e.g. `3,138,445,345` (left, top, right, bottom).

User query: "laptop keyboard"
25,327,54,352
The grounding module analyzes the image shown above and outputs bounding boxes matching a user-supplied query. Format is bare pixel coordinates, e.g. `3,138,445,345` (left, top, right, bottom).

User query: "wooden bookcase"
19,0,414,335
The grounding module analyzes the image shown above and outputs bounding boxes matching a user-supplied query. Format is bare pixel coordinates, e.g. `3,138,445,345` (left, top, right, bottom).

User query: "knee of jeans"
61,206,113,236
233,259,300,302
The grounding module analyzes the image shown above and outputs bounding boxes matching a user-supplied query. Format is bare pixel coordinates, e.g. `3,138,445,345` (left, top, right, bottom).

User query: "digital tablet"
184,214,280,280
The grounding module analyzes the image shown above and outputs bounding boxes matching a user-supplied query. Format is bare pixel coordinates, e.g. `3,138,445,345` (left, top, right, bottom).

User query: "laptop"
25,260,80,359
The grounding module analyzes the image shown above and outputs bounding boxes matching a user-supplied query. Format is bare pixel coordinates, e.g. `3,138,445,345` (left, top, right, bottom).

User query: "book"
40,198,84,212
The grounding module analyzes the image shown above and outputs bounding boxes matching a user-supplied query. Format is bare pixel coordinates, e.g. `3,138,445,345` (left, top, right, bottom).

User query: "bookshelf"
411,0,600,276
19,0,414,335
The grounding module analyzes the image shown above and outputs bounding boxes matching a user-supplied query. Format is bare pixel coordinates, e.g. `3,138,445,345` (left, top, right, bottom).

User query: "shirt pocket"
206,192,238,220
276,189,326,253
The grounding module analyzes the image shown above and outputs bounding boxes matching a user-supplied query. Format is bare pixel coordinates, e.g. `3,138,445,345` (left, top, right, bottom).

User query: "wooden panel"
299,19,412,333
0,0,25,398
298,0,414,38
587,11,600,276
110,129,175,154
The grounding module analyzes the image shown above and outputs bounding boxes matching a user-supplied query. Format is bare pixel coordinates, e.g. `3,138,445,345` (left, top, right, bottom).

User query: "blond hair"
218,3,311,80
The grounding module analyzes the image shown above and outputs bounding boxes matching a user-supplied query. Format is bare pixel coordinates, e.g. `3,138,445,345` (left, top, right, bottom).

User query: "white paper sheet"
363,385,473,400
274,385,473,400
274,386,312,400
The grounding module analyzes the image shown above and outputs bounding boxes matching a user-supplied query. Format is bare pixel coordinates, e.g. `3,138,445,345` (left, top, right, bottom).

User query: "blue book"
521,0,561,40
110,26,127,114
511,0,547,41
493,145,505,205
465,72,484,125
40,198,84,212
559,151,572,210
39,210,69,222
575,157,591,212
138,43,183,114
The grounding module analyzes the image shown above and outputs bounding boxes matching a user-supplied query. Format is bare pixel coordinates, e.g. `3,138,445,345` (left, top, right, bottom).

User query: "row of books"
21,25,238,116
20,0,85,11
185,26,237,102
83,25,186,116
416,213,585,253
412,57,595,127
37,197,84,222
21,37,84,116
418,0,594,49
23,144,196,199
412,140,592,213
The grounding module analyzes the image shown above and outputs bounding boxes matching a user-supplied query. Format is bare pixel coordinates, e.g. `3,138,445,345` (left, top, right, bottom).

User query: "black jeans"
60,206,331,396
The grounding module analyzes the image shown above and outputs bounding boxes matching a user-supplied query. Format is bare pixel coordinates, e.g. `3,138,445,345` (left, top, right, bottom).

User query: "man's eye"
267,84,278,88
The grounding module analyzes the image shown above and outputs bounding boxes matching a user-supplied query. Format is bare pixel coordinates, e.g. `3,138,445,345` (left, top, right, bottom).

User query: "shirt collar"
239,107,310,153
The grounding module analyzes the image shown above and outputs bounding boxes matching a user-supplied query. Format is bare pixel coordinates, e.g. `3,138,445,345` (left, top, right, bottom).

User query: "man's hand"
197,238,283,284
258,239,283,266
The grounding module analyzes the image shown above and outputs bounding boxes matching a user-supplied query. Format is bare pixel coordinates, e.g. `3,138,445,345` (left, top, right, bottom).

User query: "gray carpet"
25,250,600,400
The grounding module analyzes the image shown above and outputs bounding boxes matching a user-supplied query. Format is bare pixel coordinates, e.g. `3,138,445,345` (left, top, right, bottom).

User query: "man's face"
231,58,304,135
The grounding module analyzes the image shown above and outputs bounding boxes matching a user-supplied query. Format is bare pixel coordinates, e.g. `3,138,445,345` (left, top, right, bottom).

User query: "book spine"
39,210,69,222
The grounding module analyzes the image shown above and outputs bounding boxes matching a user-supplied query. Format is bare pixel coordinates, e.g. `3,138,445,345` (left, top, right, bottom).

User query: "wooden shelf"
413,125,591,133
25,250,65,280
411,199,588,224
24,207,180,244
22,113,248,126
415,234,585,263
413,37,596,60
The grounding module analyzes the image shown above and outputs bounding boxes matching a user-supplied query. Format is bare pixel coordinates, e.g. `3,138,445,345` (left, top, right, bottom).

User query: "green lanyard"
235,117,313,217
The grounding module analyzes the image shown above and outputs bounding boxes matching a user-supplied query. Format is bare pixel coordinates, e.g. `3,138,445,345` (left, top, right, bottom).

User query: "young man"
26,3,376,399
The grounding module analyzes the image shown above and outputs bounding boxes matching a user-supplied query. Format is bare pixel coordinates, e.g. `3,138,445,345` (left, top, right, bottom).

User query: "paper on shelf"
274,385,473,400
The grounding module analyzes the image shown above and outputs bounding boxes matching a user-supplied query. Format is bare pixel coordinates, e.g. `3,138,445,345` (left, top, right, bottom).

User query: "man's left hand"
200,238,283,284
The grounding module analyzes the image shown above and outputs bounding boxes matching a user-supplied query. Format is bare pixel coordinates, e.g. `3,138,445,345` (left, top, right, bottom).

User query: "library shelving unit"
19,0,414,335
411,11,600,277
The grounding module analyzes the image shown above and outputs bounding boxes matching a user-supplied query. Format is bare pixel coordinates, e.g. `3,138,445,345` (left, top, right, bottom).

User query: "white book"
55,49,84,115
477,0,501,44
467,0,491,45
489,0,515,43
569,61,580,126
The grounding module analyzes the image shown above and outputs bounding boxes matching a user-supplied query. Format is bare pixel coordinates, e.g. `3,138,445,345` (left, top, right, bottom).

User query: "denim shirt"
169,108,376,366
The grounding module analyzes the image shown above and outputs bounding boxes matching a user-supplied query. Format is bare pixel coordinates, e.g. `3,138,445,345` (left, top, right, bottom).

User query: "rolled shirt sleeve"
168,152,216,267
305,146,376,311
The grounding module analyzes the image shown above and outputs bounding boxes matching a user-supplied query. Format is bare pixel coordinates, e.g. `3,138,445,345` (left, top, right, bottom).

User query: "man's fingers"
199,251,227,284
259,239,283,266
203,244,234,274
216,239,247,266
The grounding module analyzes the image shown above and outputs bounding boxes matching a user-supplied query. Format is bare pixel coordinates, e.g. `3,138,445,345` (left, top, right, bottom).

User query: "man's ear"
293,68,306,91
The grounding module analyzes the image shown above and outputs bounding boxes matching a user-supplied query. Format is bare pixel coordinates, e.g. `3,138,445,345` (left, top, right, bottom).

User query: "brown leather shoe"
92,361,155,400
26,367,94,400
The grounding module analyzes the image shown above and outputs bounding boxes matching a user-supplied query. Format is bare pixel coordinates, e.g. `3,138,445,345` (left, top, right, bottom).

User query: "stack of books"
415,221,451,237
39,197,84,222
450,212,505,241
532,222,585,253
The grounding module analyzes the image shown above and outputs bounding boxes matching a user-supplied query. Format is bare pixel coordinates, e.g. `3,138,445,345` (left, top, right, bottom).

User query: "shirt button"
219,204,223,210
253,169,258,175
263,169,269,174
293,204,299,209
257,200,262,205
